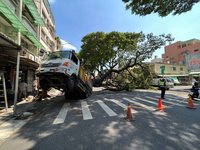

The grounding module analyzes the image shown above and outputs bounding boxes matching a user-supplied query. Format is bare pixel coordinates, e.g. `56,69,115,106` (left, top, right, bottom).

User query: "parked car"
169,77,181,85
151,78,174,90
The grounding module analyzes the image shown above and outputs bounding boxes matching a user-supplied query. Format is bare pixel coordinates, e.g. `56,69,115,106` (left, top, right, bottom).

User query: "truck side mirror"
39,49,46,57
80,58,84,63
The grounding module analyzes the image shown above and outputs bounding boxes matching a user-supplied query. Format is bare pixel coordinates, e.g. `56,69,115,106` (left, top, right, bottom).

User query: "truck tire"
82,88,92,99
64,91,73,99
67,77,75,92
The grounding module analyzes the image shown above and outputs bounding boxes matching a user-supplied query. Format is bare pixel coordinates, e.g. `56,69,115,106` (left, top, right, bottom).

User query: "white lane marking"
81,100,93,120
136,96,158,105
123,98,155,111
105,98,138,113
53,103,69,124
166,95,181,99
96,100,117,116
146,96,184,106
166,97,187,104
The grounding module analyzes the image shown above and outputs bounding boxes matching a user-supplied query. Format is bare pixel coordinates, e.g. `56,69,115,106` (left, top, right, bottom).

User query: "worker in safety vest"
159,78,166,99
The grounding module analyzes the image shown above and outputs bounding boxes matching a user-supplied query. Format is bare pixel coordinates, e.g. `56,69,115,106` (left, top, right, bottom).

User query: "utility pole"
13,0,22,114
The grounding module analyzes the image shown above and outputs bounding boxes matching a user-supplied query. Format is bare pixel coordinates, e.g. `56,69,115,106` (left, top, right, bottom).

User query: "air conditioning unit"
35,56,39,63
28,53,35,61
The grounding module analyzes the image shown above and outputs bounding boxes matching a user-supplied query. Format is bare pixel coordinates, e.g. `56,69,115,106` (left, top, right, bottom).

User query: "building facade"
149,63,190,85
162,39,200,65
151,55,163,63
0,0,56,100
35,0,56,54
162,39,200,81
186,52,200,75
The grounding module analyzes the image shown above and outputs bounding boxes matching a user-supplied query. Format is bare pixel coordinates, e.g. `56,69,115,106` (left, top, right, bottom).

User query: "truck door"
70,53,79,75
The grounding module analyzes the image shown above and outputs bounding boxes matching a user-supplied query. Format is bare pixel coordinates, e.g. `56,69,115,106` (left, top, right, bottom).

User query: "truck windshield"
46,51,71,60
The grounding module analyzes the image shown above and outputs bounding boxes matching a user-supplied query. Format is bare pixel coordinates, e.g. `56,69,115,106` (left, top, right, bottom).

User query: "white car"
151,78,174,89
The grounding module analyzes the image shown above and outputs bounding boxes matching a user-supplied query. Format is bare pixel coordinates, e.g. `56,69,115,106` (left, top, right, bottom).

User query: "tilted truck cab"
37,49,92,99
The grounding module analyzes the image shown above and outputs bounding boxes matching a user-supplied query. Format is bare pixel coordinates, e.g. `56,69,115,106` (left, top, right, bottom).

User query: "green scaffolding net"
0,0,42,48
23,0,44,25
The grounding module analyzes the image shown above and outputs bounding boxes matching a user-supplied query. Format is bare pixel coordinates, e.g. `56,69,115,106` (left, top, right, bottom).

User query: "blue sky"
49,0,200,59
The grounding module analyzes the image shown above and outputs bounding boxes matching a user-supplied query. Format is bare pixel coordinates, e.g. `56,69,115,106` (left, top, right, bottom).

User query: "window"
180,67,183,71
71,54,78,64
182,44,186,48
41,30,46,41
173,67,176,71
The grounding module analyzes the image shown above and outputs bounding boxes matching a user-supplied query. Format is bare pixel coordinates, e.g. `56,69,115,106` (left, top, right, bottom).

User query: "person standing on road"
191,82,199,99
159,78,166,99
33,77,39,97
18,80,28,101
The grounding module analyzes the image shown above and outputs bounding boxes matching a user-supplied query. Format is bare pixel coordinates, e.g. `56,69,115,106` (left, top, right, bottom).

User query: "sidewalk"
0,88,62,145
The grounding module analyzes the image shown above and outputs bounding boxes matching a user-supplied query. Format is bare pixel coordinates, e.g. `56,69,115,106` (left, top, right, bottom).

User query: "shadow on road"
1,88,200,150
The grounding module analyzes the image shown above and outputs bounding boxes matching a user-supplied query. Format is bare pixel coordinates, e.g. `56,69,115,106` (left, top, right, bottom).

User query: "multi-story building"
0,0,56,99
162,39,200,81
35,0,56,54
162,39,200,65
149,63,190,85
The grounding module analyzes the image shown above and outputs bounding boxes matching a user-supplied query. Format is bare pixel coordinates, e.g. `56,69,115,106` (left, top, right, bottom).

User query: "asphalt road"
0,87,200,150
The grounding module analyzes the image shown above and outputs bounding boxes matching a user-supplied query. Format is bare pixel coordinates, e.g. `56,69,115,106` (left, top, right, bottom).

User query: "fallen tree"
79,31,173,90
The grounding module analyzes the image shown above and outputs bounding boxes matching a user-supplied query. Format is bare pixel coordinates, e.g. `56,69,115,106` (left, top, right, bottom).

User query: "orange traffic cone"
125,103,133,121
187,95,196,109
157,98,163,111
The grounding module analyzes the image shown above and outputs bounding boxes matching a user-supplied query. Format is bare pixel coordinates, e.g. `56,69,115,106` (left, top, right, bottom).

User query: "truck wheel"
65,92,72,99
67,77,75,92
82,90,91,99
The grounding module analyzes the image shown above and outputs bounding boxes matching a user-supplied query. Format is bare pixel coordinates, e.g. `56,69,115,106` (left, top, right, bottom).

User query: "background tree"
122,0,200,17
79,31,173,89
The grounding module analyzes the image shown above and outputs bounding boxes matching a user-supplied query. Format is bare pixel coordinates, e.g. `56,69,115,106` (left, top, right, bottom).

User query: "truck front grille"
41,63,61,67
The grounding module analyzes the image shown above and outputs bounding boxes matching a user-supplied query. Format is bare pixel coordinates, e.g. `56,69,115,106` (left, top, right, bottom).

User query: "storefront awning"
20,56,39,68
189,72,200,75
23,0,44,25
0,33,21,50
158,74,189,77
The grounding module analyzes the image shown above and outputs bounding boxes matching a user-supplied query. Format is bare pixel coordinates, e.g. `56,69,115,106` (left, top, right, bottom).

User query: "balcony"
0,23,18,41
22,16,37,37
3,0,16,14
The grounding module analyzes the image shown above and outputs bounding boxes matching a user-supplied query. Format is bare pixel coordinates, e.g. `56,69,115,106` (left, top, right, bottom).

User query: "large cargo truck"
36,49,92,99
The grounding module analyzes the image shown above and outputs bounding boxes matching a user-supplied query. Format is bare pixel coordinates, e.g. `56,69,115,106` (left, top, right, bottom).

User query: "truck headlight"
63,62,69,66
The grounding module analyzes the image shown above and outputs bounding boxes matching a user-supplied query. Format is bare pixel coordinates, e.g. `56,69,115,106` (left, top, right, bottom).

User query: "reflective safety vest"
159,80,165,86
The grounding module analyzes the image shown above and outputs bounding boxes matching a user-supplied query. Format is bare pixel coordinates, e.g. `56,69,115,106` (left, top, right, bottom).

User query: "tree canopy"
122,0,200,17
79,31,173,87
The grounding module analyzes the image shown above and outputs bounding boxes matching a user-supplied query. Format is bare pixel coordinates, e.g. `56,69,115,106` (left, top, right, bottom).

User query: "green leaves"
122,0,200,17
79,31,173,86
